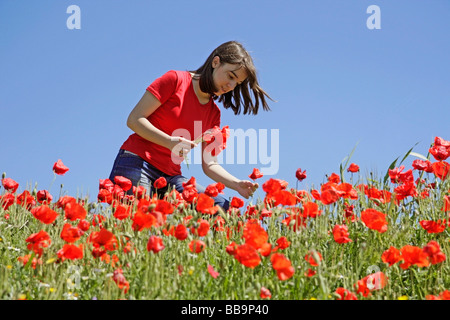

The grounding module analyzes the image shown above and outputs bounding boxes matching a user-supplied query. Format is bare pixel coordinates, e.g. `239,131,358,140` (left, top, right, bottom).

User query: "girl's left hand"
235,180,259,199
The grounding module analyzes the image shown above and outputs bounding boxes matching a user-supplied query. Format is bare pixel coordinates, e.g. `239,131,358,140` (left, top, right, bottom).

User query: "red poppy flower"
332,224,352,244
53,159,69,175
182,184,198,203
400,245,430,269
26,230,51,257
381,246,403,266
234,243,261,268
226,241,238,256
189,239,206,253
77,219,90,232
274,190,297,206
432,161,450,180
442,195,450,212
347,163,360,173
230,196,245,209
429,145,449,161
337,183,358,200
388,166,414,184
320,188,340,205
270,253,295,281
262,178,284,195
420,219,447,234
412,159,433,173
361,208,388,233
328,173,341,184
196,193,218,214
174,224,189,241
112,268,129,293
154,177,167,189
258,243,272,257
335,288,358,300
305,251,323,267
132,185,147,199
423,241,446,265
30,205,59,224
17,254,42,269
57,244,84,261
113,204,131,220
2,178,19,193
1,193,15,211
64,201,87,221
302,201,321,218
394,181,418,201
249,168,264,180
16,190,36,210
203,125,230,156
147,235,165,253
88,228,118,251
207,265,220,279
191,219,210,237
36,190,53,204
99,178,114,192
260,287,272,299
355,271,388,297
275,236,291,250
131,208,157,231
243,219,269,250
304,268,317,277
97,188,113,204
113,176,132,191
60,223,84,243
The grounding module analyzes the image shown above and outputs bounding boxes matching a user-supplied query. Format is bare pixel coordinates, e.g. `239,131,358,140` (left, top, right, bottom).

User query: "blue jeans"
108,149,230,211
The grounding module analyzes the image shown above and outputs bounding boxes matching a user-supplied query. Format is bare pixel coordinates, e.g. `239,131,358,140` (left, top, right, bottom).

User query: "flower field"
1,137,449,301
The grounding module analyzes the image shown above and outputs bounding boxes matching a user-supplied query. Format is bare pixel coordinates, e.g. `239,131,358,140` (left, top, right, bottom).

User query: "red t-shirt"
120,70,221,176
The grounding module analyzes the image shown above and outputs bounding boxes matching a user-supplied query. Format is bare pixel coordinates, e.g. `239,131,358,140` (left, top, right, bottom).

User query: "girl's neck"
190,73,211,104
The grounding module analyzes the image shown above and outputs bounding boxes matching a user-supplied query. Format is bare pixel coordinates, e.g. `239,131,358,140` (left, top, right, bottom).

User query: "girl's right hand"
170,136,198,158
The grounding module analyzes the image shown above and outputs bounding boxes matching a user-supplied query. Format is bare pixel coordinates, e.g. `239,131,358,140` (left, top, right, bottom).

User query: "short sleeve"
146,70,178,104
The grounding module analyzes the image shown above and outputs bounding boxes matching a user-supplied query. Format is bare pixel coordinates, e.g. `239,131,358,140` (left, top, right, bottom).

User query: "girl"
109,40,272,211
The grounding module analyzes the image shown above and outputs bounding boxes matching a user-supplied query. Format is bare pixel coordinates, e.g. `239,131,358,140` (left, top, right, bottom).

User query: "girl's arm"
127,91,196,151
201,143,258,199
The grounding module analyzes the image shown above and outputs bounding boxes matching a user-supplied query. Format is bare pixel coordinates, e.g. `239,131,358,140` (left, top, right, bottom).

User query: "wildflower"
131,208,157,231
260,287,272,299
355,271,388,297
88,228,118,251
304,268,317,277
381,246,403,266
0,192,15,210
243,219,269,250
361,208,388,233
147,235,165,253
302,201,321,218
154,177,167,189
112,268,129,293
226,242,238,256
189,239,206,253
113,204,131,220
53,159,69,175
234,243,261,268
423,241,446,265
230,196,245,208
190,219,210,237
30,205,59,225
196,193,218,214
419,219,446,234
305,251,323,267
97,189,113,204
335,288,358,300
270,253,295,281
275,236,291,250
347,163,360,173
174,224,189,241
202,125,230,156
204,182,225,197
412,159,433,173
64,201,87,221
26,230,51,257
332,224,352,244
2,178,19,193
399,245,430,269
207,265,220,279
17,254,43,269
60,223,84,243
57,244,84,261
113,176,132,191
36,190,53,204
432,161,449,180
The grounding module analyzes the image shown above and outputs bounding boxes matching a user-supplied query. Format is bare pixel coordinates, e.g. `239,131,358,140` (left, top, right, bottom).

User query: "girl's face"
211,56,248,96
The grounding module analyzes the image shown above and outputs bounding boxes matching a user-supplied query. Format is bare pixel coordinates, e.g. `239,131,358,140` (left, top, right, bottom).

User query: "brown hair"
191,41,273,115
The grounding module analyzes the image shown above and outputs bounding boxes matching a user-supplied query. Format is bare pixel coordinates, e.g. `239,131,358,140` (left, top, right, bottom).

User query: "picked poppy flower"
419,219,447,234
202,125,230,156
147,235,165,253
234,243,261,268
154,177,167,189
30,205,59,225
361,208,388,233
2,178,19,193
270,253,295,281
381,246,403,267
332,224,352,244
57,244,84,261
112,268,129,293
423,241,446,265
64,201,87,221
347,163,360,173
189,239,206,253
305,251,323,267
230,196,245,209
295,168,307,181
113,176,132,191
335,288,358,300
174,224,189,241
207,265,220,279
399,245,430,269
53,159,69,175
260,287,272,299
249,168,264,180
25,230,51,257
60,223,84,243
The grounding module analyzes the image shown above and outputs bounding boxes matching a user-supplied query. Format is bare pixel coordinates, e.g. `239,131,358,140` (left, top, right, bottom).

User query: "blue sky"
1,0,449,203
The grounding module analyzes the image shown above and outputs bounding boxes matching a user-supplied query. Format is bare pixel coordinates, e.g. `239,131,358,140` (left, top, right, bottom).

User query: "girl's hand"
170,136,198,158
235,180,259,199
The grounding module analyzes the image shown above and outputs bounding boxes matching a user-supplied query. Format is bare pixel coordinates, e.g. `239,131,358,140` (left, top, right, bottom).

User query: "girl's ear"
212,56,221,69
